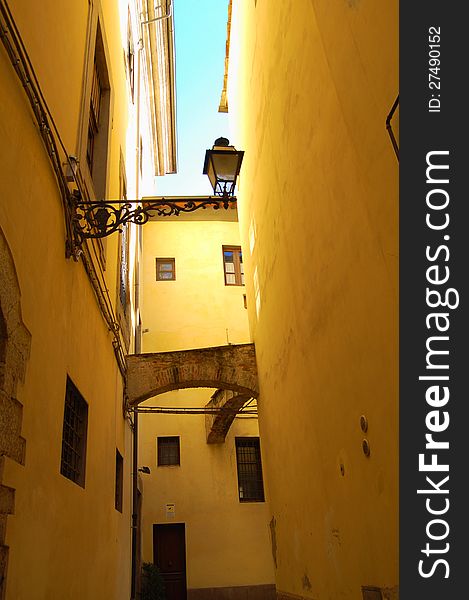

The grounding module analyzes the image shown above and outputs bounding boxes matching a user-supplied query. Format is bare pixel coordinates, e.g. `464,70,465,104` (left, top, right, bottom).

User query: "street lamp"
71,138,244,246
203,137,244,197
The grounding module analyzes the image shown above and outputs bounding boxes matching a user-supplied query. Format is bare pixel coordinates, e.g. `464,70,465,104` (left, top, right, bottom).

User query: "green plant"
140,562,166,600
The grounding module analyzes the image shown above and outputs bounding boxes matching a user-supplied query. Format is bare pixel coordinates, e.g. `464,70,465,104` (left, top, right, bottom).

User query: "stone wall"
126,343,259,405
0,228,31,599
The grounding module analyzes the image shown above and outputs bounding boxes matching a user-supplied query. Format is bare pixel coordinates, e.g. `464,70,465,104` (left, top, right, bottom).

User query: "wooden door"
153,523,187,600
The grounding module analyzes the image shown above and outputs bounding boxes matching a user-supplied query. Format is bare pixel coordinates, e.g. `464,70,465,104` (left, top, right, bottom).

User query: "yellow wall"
140,215,275,590
142,217,250,352
0,0,147,597
229,1,398,599
139,389,274,589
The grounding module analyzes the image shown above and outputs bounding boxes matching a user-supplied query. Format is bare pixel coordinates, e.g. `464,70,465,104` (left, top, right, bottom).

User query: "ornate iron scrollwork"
71,190,236,240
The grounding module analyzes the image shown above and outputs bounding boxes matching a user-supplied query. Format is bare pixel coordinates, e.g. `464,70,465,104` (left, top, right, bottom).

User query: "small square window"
157,436,180,466
362,588,383,600
60,377,88,488
235,437,265,502
156,258,176,281
223,246,244,286
115,449,123,512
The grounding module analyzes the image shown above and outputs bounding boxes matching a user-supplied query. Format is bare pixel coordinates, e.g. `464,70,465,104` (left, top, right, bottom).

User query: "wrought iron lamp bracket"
70,189,237,243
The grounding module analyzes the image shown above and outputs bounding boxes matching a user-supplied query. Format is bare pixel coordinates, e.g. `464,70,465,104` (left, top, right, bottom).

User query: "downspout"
130,407,139,600
134,14,143,357
141,0,172,26
129,9,143,593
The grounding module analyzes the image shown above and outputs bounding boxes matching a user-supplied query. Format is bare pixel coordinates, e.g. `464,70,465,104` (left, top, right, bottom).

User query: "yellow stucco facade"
138,215,275,595
0,0,175,598
227,1,399,600
1,1,398,599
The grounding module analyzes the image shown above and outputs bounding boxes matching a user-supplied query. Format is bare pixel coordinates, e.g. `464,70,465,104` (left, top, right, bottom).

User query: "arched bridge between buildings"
125,343,259,407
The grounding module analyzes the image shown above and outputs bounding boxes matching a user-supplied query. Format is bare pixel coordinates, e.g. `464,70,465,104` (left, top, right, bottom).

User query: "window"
115,449,124,512
119,230,129,308
118,156,129,311
157,437,180,466
116,154,131,349
60,377,88,487
235,437,265,502
78,16,111,268
87,57,101,171
126,9,135,101
139,136,143,176
156,258,176,281
86,22,111,200
223,246,244,286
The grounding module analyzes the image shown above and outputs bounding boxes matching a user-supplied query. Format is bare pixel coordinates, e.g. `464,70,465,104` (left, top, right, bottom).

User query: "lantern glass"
211,152,240,183
203,140,244,197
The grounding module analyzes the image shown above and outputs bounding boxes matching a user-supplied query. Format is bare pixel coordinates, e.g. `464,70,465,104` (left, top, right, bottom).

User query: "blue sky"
156,0,231,196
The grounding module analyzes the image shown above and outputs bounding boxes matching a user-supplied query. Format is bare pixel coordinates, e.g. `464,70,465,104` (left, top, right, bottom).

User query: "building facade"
137,213,275,599
227,1,399,600
1,1,399,599
0,0,175,598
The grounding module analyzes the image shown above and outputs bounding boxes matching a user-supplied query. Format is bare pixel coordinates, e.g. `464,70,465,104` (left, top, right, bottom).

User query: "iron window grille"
115,449,124,512
156,258,176,281
60,377,88,487
157,436,180,466
235,437,265,502
223,246,244,286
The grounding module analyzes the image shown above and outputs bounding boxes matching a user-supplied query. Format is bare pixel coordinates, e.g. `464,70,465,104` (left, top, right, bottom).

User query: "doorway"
153,523,187,600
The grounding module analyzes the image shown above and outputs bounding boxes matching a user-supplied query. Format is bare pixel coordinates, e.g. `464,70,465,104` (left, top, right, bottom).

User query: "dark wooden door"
153,523,187,600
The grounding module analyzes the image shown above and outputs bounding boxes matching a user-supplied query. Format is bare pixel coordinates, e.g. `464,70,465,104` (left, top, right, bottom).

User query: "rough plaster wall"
139,387,275,589
0,227,31,600
230,1,398,599
139,216,273,590
0,0,134,597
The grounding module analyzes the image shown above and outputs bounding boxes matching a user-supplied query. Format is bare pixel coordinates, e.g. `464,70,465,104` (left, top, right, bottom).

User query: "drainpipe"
141,0,172,26
130,407,139,600
134,13,142,357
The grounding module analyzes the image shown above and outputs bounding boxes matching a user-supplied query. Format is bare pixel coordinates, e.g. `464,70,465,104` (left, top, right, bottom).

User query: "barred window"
235,437,265,502
157,436,180,466
60,378,88,488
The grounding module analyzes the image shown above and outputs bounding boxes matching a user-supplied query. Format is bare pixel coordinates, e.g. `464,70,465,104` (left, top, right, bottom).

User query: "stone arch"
205,390,254,444
0,227,31,597
126,343,258,406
